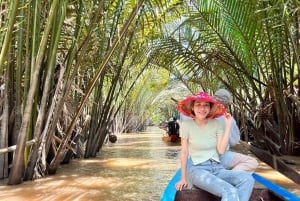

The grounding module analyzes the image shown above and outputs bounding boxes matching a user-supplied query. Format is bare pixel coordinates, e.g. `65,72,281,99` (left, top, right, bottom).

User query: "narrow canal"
0,126,299,200
0,126,181,201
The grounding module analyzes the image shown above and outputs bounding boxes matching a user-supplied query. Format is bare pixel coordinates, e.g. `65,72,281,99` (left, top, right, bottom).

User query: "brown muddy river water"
0,126,299,200
0,127,181,201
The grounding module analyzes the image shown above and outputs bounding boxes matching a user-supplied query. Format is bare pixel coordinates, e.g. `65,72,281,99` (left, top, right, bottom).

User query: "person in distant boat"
175,91,254,201
214,89,258,173
175,119,180,137
174,117,180,137
167,117,180,137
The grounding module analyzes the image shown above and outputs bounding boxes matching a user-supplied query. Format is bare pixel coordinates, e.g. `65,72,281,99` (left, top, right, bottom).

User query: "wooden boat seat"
174,188,284,201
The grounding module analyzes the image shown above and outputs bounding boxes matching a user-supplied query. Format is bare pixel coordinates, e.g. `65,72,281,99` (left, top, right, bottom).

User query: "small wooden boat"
160,159,300,201
162,135,181,143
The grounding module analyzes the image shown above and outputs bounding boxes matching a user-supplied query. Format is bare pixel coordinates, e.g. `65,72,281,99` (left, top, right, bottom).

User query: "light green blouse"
180,119,224,164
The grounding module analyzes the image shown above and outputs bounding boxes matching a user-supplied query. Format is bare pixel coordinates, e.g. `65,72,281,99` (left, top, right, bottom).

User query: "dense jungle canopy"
0,0,300,185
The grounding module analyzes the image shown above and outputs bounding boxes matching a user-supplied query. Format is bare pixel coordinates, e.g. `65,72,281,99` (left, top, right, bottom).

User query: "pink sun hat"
177,91,226,118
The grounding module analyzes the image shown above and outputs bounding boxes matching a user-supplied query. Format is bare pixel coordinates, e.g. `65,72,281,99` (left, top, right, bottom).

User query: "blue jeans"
187,159,254,201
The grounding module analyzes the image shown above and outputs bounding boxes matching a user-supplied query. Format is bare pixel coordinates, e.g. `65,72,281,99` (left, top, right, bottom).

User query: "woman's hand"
224,112,232,129
175,179,188,191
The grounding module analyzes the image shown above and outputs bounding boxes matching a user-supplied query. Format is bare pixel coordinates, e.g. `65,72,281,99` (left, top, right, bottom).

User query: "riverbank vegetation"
0,0,299,185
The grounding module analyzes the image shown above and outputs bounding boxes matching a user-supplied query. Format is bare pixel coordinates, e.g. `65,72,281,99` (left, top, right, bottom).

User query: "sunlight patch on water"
100,158,154,168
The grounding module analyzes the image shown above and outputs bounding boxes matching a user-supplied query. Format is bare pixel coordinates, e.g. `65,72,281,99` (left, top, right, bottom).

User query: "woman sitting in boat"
175,91,254,201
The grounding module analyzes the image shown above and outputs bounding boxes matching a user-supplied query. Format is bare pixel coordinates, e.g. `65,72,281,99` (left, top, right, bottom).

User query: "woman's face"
193,101,211,119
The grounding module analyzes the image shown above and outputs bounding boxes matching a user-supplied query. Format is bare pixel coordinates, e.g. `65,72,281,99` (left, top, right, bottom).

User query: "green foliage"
3,0,300,183
157,0,300,154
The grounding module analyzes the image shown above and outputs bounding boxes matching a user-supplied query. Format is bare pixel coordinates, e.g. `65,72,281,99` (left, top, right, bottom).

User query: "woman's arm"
216,113,232,154
176,138,189,191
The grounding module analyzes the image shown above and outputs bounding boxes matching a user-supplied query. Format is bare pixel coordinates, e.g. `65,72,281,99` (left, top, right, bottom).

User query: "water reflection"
165,149,179,159
0,127,181,201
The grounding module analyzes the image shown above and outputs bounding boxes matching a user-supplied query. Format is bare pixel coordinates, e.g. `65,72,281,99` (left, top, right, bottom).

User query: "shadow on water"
0,126,181,201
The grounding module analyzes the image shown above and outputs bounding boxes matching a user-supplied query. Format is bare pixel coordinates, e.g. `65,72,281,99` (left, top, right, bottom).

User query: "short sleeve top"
180,119,224,164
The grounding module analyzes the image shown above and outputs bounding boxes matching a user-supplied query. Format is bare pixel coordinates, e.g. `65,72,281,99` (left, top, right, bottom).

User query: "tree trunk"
0,80,9,179
8,0,60,185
